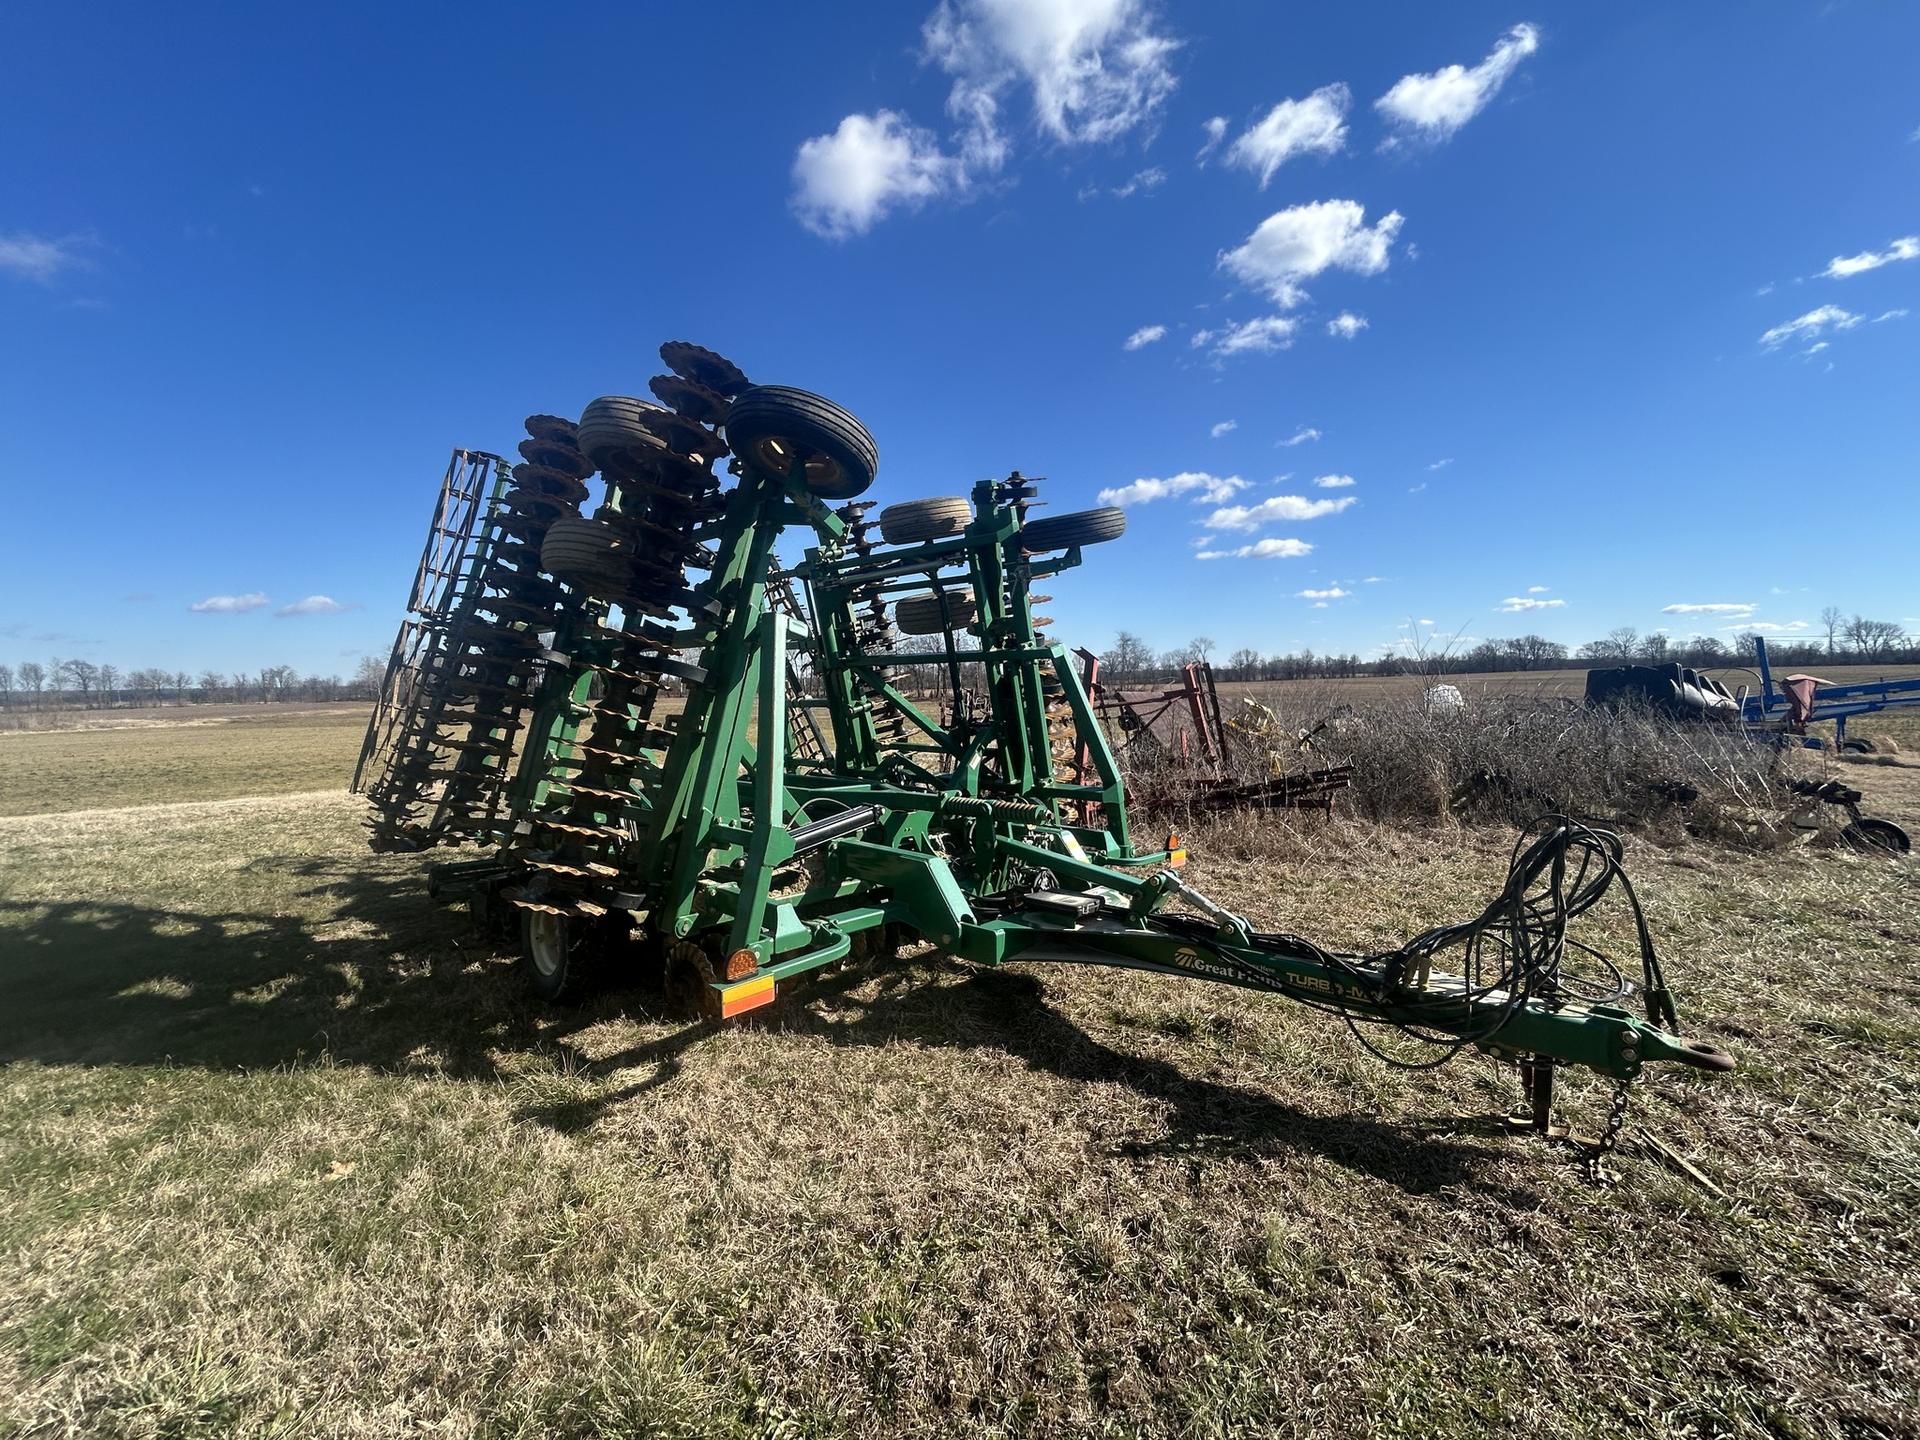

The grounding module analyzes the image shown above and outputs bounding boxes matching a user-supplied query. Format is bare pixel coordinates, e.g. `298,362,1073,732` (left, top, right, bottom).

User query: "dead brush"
1123,692,1805,848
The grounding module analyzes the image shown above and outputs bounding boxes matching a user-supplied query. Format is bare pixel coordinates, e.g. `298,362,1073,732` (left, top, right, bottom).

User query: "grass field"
2,704,1918,1436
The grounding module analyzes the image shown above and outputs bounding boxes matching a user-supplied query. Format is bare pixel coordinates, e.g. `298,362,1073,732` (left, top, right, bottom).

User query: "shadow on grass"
526,964,1528,1199
0,853,1524,1197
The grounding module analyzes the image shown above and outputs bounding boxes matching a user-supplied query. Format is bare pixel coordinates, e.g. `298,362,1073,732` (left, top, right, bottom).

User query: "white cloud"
1326,310,1368,339
276,595,349,617
1191,315,1299,358
1874,308,1910,323
1109,166,1166,198
1428,457,1454,470
1209,419,1237,438
1759,304,1863,349
1223,84,1350,187
1726,620,1810,634
1196,115,1228,162
1098,471,1248,506
0,232,90,285
1204,494,1356,530
791,111,962,238
189,592,270,614
1363,575,1383,583
1219,200,1404,308
1526,585,1549,594
1821,235,1918,280
1277,426,1321,447
1297,586,1349,599
1375,23,1540,145
923,0,1180,167
1313,474,1355,488
1195,537,1314,560
1497,596,1565,612
1123,323,1167,350
1662,602,1754,615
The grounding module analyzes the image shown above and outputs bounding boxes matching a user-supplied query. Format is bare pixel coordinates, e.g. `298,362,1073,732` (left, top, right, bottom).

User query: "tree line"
1100,611,1915,687
0,656,388,710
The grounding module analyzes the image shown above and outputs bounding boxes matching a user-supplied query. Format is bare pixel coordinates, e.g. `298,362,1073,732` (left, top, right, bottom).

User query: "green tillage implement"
371,342,1731,1151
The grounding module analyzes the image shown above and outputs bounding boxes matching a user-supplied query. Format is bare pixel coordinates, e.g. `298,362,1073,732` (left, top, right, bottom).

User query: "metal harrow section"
502,345,746,920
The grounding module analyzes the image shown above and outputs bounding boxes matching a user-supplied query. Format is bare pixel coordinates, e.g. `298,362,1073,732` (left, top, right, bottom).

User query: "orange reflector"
724,948,759,980
1167,831,1187,868
719,974,776,1019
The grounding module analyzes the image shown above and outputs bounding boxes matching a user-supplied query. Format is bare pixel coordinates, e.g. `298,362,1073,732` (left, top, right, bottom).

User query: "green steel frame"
427,441,1734,1091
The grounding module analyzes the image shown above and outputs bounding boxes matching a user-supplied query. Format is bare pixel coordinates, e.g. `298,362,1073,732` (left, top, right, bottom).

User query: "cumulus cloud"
1277,426,1322,447
1219,200,1404,309
1195,537,1314,560
1313,474,1355,488
1821,235,1918,280
1661,602,1754,615
1375,23,1540,145
1729,620,1810,634
1209,419,1237,438
189,592,270,614
0,232,92,285
1204,494,1356,530
1759,304,1863,349
1097,471,1248,506
1326,310,1368,339
1497,595,1565,612
923,0,1180,166
1297,586,1349,599
276,595,350,617
1196,114,1228,162
1223,84,1350,187
790,111,963,238
1123,323,1167,350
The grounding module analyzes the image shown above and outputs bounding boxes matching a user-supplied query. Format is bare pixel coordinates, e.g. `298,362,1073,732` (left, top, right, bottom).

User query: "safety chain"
1582,1063,1641,1183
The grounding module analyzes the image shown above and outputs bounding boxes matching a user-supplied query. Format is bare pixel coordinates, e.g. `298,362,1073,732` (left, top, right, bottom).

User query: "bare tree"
1102,630,1152,686
0,663,11,710
1189,635,1216,664
17,661,44,707
55,658,100,707
198,670,224,703
1820,605,1843,656
1225,646,1260,682
98,663,119,707
1842,615,1905,662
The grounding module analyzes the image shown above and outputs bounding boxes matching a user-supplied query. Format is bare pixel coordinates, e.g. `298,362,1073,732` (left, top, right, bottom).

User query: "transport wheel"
895,591,978,634
540,516,638,600
1839,738,1876,755
1022,506,1126,553
879,496,971,544
724,385,878,498
1842,818,1911,854
576,395,670,474
520,908,603,1003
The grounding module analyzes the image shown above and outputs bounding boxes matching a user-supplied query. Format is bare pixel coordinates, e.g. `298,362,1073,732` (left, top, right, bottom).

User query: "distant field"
0,704,371,816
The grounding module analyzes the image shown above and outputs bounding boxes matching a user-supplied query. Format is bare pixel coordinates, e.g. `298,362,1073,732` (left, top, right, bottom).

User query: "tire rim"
747,436,843,491
528,912,566,977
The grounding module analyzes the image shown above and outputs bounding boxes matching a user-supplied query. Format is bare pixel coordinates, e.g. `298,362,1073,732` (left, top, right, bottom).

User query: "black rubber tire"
1840,738,1877,755
724,385,877,498
1842,818,1911,854
539,517,638,600
576,395,669,475
895,591,977,635
1022,506,1126,553
880,496,971,545
520,908,602,1003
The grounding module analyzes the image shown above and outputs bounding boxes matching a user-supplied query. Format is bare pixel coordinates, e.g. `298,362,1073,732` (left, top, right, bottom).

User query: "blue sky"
1,1,1915,679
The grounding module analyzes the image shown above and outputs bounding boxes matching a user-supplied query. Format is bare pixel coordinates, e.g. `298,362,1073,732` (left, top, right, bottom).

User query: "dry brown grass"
3,769,1919,1436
